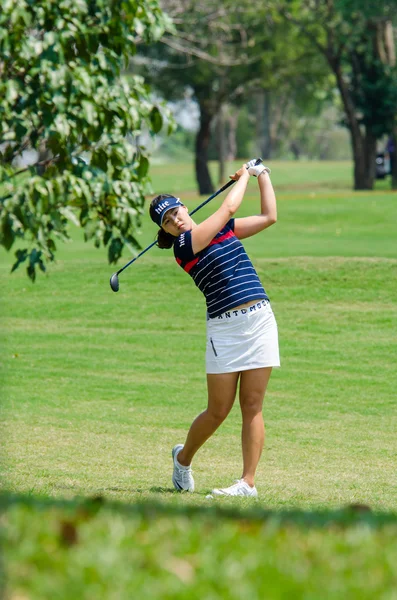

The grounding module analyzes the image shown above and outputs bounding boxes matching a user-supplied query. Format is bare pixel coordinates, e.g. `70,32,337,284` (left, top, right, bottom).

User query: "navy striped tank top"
173,219,268,318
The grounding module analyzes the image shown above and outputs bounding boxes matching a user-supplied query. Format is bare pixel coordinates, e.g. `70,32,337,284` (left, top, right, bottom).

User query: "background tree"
136,0,267,193
249,14,335,161
277,0,397,190
137,0,333,192
0,0,171,280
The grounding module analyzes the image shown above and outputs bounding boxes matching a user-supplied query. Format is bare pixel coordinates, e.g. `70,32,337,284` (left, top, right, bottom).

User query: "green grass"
1,160,397,598
149,159,394,195
3,496,397,600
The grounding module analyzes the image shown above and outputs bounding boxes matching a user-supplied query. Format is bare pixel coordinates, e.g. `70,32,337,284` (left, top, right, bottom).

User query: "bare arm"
191,167,250,254
233,171,277,240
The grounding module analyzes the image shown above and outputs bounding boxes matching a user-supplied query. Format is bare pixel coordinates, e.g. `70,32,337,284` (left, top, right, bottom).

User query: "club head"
110,273,119,292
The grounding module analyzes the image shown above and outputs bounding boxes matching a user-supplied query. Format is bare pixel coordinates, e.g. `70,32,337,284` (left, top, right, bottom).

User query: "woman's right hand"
229,165,250,181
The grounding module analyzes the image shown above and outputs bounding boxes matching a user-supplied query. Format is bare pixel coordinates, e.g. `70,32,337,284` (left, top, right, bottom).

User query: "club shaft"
116,240,157,276
189,179,235,217
116,179,236,276
114,159,263,279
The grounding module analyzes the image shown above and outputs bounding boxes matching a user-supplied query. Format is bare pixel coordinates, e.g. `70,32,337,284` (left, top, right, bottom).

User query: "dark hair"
157,228,175,249
149,194,177,249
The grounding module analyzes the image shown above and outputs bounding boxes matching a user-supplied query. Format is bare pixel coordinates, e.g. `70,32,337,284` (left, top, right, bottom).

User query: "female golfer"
149,160,279,497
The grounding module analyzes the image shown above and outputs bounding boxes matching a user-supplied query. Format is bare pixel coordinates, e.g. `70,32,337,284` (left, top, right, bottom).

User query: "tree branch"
280,7,327,57
160,35,260,66
12,156,60,178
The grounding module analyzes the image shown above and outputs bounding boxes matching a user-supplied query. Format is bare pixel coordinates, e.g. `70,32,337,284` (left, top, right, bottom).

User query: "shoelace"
177,464,193,484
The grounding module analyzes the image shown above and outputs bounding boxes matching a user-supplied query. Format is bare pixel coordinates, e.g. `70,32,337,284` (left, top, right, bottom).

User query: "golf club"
109,158,263,292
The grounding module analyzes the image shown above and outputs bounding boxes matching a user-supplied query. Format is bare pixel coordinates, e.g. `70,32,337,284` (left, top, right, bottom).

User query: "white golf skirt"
205,299,280,374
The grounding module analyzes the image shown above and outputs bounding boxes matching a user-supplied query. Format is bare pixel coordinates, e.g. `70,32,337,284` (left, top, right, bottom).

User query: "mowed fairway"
1,161,397,598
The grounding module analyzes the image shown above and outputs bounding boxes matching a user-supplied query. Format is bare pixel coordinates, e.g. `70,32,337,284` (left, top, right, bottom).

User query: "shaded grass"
3,494,397,600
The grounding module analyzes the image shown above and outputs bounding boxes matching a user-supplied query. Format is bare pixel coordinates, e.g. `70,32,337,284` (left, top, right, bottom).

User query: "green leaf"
59,207,80,227
6,80,19,103
103,229,112,246
27,263,36,282
11,248,28,273
136,155,149,179
150,106,163,133
82,100,98,126
80,207,89,226
2,0,169,280
1,214,15,250
83,220,99,242
91,149,109,171
47,239,57,252
108,237,123,264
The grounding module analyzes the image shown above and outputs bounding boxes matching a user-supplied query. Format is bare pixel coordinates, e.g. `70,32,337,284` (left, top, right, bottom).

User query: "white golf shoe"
212,479,258,497
172,444,194,492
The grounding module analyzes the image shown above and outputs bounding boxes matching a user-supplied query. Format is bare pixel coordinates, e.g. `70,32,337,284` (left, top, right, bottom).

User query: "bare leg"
177,372,239,466
239,367,272,487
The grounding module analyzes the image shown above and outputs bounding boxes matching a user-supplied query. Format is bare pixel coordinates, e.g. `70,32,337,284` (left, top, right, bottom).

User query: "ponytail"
157,228,175,249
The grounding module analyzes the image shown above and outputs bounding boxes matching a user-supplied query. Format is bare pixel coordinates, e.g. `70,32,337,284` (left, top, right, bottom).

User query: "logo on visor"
155,201,170,215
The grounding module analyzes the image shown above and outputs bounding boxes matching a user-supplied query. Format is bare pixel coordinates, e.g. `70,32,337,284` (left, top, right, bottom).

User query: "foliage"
134,1,266,191
146,6,330,128
136,0,266,117
351,60,397,139
0,0,172,280
335,0,395,20
275,0,397,188
334,0,397,138
134,0,334,191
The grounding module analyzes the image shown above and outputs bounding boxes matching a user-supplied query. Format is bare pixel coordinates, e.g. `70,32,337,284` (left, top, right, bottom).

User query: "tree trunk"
363,130,377,188
262,90,271,159
332,61,374,190
217,103,226,185
374,20,396,189
270,93,291,158
350,131,375,190
255,90,271,159
290,141,301,160
391,129,397,190
195,101,214,195
226,108,238,161
376,20,396,67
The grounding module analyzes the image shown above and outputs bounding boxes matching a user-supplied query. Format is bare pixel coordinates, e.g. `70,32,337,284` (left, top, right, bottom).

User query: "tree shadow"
1,490,397,529
91,486,176,494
